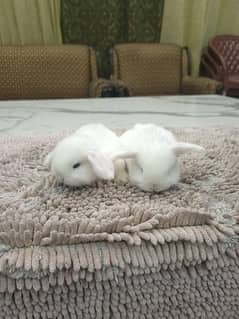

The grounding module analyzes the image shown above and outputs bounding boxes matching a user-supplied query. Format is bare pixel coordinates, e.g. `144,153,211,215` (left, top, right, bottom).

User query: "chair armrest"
201,56,220,80
89,47,98,81
182,76,223,95
208,46,227,71
202,49,225,79
89,78,131,98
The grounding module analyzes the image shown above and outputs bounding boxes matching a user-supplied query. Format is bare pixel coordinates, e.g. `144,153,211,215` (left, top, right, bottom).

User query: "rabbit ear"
110,149,137,161
171,142,205,156
44,151,54,169
88,150,114,180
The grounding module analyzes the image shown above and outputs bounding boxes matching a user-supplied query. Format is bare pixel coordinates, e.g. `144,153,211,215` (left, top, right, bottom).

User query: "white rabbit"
119,124,205,192
44,124,134,187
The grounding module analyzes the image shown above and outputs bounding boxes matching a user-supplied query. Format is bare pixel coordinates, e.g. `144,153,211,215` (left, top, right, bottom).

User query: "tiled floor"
0,95,239,135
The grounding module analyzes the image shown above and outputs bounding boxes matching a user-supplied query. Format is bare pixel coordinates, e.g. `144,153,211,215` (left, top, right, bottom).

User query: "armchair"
110,43,222,96
201,35,239,96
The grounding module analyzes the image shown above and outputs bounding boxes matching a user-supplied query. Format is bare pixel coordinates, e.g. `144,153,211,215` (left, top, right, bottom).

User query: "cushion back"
112,43,183,96
0,45,97,99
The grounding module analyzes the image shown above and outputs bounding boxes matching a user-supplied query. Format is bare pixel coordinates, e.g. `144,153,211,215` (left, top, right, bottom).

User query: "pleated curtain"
0,0,62,45
161,0,239,76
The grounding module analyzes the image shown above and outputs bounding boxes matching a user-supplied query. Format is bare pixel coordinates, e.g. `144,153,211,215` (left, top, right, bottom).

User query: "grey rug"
0,128,239,319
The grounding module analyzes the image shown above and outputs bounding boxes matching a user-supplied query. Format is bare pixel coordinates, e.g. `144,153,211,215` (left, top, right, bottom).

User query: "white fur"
44,124,134,187
120,124,205,192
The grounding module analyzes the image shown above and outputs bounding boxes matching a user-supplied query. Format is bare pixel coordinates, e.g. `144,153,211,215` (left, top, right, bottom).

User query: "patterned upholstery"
112,43,221,96
211,36,239,74
182,76,223,95
0,45,98,100
112,44,182,96
201,35,239,96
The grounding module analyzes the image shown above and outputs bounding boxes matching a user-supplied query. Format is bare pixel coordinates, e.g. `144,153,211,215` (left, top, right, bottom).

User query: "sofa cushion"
0,45,94,99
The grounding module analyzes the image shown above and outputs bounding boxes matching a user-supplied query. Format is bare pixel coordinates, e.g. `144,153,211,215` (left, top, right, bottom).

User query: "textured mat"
0,128,239,319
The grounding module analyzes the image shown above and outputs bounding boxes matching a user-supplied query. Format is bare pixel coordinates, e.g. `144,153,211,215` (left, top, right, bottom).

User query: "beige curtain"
161,0,239,76
0,0,62,45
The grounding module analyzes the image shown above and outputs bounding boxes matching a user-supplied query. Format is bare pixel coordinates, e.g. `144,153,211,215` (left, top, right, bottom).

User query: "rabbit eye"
73,162,81,169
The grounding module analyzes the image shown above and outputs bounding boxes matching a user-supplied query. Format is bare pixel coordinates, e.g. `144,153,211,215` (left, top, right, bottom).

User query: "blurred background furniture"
89,78,131,98
0,45,98,100
0,43,224,100
201,35,239,97
110,43,222,97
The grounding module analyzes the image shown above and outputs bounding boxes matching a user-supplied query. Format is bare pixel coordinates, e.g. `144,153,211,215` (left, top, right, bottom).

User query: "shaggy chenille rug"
0,128,239,319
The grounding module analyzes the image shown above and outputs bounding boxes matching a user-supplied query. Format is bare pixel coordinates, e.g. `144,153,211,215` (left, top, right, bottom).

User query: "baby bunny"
119,124,205,192
44,124,134,187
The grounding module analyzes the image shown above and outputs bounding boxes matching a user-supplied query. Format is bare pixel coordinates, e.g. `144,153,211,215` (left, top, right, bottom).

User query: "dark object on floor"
101,85,130,97
89,78,131,97
201,35,239,97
